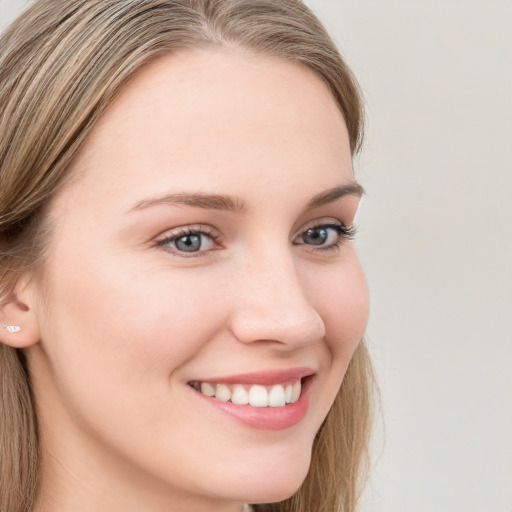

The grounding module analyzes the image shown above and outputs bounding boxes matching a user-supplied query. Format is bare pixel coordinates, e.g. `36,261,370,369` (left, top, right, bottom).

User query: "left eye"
294,223,354,248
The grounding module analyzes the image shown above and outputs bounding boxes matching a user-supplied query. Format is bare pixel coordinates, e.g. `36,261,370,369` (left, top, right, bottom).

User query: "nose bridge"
230,244,326,346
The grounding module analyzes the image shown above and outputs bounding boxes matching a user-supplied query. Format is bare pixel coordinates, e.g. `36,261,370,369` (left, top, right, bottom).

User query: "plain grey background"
1,1,511,511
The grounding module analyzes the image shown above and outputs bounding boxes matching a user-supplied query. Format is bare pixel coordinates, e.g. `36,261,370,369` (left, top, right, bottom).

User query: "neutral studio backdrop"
1,1,511,511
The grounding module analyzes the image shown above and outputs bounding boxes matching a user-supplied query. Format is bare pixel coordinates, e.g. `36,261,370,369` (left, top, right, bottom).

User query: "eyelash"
156,225,220,256
293,222,357,252
156,222,356,257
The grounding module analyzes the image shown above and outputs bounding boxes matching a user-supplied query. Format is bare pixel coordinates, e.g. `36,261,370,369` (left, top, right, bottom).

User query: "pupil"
175,234,201,252
304,228,327,245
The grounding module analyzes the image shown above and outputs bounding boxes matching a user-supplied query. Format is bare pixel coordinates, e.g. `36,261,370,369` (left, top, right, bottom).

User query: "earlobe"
2,324,22,334
0,289,40,349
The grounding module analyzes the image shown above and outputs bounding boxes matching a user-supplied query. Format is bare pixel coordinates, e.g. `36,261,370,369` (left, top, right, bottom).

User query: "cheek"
310,257,369,428
35,253,232,462
54,267,225,370
310,256,369,357
38,246,231,409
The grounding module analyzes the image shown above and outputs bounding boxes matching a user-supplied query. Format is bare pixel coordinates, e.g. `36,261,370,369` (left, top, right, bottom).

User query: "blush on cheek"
323,285,369,351
89,273,229,375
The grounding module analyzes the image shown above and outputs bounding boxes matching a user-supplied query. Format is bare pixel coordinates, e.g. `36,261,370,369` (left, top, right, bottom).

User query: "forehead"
101,47,345,130
61,49,352,213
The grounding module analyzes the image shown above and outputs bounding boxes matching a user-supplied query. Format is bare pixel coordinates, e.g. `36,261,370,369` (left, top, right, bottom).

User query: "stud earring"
2,324,21,333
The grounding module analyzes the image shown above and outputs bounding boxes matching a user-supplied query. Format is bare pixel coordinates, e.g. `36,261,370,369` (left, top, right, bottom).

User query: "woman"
0,1,374,511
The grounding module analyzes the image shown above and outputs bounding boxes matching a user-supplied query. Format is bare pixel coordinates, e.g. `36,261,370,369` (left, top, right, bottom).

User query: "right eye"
157,227,218,255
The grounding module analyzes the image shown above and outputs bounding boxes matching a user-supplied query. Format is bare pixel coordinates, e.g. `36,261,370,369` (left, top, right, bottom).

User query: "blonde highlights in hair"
0,1,373,510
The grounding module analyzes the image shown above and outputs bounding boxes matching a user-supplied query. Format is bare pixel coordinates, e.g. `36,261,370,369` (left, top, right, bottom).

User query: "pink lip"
190,373,315,431
192,367,315,385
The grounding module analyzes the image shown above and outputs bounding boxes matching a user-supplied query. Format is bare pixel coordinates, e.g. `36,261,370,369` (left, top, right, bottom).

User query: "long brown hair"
0,1,374,511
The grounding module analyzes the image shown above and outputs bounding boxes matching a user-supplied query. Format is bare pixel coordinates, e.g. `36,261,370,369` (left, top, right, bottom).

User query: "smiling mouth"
188,379,304,408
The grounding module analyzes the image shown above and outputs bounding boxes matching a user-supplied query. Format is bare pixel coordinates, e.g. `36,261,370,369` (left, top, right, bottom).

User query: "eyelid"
293,217,354,239
293,218,357,252
155,224,220,242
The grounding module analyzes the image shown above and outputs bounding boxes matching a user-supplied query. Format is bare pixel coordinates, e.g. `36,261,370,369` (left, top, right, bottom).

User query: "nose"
229,247,326,349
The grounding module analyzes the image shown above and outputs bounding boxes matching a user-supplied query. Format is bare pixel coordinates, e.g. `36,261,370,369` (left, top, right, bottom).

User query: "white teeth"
268,385,286,407
231,385,249,405
285,384,293,404
193,379,305,407
201,382,215,397
215,384,231,402
249,385,268,407
291,381,301,403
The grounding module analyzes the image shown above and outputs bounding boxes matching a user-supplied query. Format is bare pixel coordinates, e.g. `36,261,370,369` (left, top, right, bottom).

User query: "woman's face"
27,50,369,510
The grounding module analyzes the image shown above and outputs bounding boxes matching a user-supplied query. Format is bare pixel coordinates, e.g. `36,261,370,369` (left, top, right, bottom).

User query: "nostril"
230,306,325,347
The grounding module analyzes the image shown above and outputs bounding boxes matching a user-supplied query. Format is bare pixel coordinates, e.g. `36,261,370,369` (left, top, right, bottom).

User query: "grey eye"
173,234,203,252
294,223,354,249
164,232,215,253
301,227,330,246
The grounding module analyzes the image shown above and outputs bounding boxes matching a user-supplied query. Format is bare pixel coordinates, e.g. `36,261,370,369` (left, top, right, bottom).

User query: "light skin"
1,49,368,512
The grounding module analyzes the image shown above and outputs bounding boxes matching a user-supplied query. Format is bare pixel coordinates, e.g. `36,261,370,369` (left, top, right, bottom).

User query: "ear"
0,279,41,349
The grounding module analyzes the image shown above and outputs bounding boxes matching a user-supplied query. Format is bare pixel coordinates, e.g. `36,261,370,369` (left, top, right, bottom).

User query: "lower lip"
191,377,313,431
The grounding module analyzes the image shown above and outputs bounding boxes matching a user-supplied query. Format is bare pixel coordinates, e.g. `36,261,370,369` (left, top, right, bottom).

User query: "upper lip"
190,367,316,385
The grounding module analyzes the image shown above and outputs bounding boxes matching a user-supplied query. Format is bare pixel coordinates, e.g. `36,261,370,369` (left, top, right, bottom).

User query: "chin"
218,450,312,505
240,475,308,505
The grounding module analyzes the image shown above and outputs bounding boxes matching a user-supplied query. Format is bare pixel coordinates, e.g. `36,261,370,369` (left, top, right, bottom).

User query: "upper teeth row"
191,381,302,407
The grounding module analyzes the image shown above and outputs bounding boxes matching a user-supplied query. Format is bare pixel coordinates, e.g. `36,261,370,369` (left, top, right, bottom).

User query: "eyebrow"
305,182,365,211
128,182,364,214
129,192,247,213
